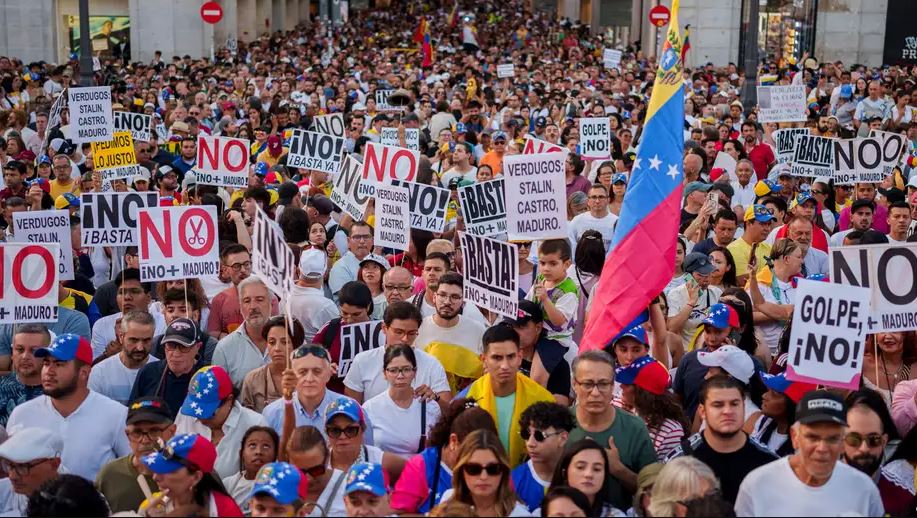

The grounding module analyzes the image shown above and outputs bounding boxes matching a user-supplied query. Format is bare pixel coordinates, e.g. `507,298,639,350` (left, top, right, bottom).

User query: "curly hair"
633,386,691,433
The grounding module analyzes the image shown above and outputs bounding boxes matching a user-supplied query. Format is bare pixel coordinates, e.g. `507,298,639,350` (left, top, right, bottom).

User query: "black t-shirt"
520,337,570,397
680,207,698,233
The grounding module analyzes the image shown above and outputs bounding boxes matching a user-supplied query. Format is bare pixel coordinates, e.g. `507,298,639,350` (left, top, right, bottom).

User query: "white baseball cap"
697,345,755,384
907,175,917,189
299,247,327,279
0,427,63,463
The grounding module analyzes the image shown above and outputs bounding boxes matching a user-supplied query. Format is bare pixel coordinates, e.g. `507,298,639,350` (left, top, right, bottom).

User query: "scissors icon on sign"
187,217,207,246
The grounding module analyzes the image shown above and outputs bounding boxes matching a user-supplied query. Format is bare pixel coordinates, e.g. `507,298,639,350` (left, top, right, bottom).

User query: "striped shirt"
649,418,686,461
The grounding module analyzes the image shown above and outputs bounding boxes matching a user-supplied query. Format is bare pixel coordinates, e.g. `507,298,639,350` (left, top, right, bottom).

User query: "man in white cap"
0,427,64,515
283,248,338,343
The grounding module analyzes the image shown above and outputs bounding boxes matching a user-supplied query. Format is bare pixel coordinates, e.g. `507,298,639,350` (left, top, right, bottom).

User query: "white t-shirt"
90,311,167,360
415,315,486,356
735,456,884,517
0,478,27,517
306,469,348,517
667,283,723,345
343,346,450,401
441,166,478,187
419,295,488,325
88,353,159,405
362,391,442,458
755,278,795,353
568,211,618,253
222,471,255,513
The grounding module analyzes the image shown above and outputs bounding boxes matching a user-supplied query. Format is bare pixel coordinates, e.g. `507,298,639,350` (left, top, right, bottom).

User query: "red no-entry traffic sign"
200,1,223,24
649,5,671,27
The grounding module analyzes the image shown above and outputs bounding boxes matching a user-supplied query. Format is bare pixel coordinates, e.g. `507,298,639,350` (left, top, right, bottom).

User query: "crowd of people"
0,0,916,516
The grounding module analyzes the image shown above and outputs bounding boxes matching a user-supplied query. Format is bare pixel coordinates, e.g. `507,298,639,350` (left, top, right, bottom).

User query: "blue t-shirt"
511,460,551,511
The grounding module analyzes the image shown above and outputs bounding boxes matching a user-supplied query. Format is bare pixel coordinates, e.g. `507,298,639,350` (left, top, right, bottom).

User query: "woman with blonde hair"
445,429,529,516
646,457,720,517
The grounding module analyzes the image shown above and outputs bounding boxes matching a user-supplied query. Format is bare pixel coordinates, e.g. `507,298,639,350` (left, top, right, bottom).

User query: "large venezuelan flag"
580,0,685,352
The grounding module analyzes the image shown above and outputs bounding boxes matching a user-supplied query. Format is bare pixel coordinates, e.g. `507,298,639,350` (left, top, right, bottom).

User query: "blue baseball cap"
249,462,308,505
324,396,365,426
35,334,93,364
612,173,627,184
344,462,389,497
180,366,234,420
612,324,648,346
492,131,508,141
754,179,783,197
37,154,52,166
839,84,853,98
702,303,740,329
614,356,670,395
744,204,777,223
793,191,816,208
254,161,270,177
455,122,467,134
142,434,217,474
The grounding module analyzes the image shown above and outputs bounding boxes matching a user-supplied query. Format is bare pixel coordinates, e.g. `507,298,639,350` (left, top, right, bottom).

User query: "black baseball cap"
796,390,846,426
505,299,544,326
127,396,173,425
161,318,200,347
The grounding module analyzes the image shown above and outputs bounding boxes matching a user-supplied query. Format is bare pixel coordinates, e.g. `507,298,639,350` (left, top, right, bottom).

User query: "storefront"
739,0,818,66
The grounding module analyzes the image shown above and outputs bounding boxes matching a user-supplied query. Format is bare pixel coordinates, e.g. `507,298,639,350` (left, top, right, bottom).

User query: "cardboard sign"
287,130,345,175
869,130,906,178
196,135,251,188
603,48,622,69
10,210,74,281
523,137,563,155
712,152,738,180
380,127,420,151
329,155,371,221
774,128,809,164
458,178,507,237
360,142,419,197
48,90,66,129
834,137,884,184
503,152,569,241
786,279,870,390
113,111,152,142
337,321,385,378
757,85,807,123
497,64,515,78
831,243,917,332
459,232,519,319
391,180,451,233
579,118,611,159
0,243,59,323
375,89,404,112
374,185,410,251
80,192,159,246
252,207,296,298
790,134,835,177
68,86,114,142
91,131,139,181
137,206,220,282
312,113,346,138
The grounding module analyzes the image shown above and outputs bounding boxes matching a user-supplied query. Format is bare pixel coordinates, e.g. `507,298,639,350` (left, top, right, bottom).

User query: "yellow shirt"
727,238,771,278
50,178,79,200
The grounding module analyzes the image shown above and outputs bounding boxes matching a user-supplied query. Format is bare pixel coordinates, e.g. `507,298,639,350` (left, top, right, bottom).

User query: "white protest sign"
337,321,385,378
68,86,114,143
834,137,884,184
786,279,870,390
757,85,807,123
391,179,451,233
329,155,371,221
380,127,420,151
80,192,159,246
603,48,622,69
458,178,507,237
712,152,737,180
360,142,419,197
252,207,296,298
459,232,519,319
374,185,410,251
137,206,220,282
287,129,345,175
504,151,569,241
11,210,74,281
312,113,346,138
497,63,515,78
579,118,611,159
774,128,809,164
790,134,835,177
196,135,251,188
113,111,152,142
831,243,917,332
522,137,563,155
375,89,404,112
869,130,906,178
0,243,59,323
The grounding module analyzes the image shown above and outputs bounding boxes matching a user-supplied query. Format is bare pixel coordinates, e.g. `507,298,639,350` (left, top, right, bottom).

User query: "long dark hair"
756,390,797,456
720,288,758,357
575,230,605,277
633,386,691,434
709,246,737,289
550,439,613,518
427,398,497,449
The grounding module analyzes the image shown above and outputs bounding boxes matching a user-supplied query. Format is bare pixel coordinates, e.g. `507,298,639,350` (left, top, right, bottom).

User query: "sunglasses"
292,345,330,360
844,432,884,448
463,462,504,477
326,425,361,439
520,428,564,442
299,462,327,478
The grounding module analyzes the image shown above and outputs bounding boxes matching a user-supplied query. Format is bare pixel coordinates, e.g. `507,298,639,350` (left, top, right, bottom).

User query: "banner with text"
359,142,419,197
578,118,611,159
91,131,140,181
830,243,917,332
834,137,884,184
380,127,420,151
757,85,807,123
774,128,809,164
497,64,515,78
137,205,220,282
113,111,152,142
790,134,835,177
603,48,622,69
869,130,906,178
11,210,74,281
252,207,296,298
522,137,563,155
338,320,385,378
81,192,159,246
196,135,251,188
459,232,519,319
458,178,507,237
374,185,411,251
329,155,370,221
312,113,346,138
68,86,113,143
391,179,451,233
0,243,59,323
287,129,345,175
504,151,569,241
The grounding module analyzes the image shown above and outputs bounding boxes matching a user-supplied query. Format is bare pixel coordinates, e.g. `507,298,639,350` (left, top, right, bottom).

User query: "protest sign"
603,48,622,69
503,151,569,241
329,155,371,221
831,243,917,332
68,86,114,142
774,128,809,164
380,127,420,151
756,85,807,123
459,232,519,319
196,135,251,188
81,192,159,246
790,134,835,177
834,137,884,184
522,137,563,155
712,152,737,180
869,130,906,177
312,113,346,138
0,243,59,323
360,142,419,196
497,64,515,78
10,210,74,281
458,178,507,237
786,279,870,390
252,207,296,297
391,179,451,233
287,129,345,175
374,185,410,251
375,89,404,112
91,132,140,181
137,206,220,282
113,111,152,142
337,321,385,378
578,118,611,159
48,90,66,129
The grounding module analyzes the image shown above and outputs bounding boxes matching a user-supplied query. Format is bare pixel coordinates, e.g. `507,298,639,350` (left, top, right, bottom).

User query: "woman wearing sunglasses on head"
323,395,406,481
285,425,347,517
441,429,530,516
549,439,621,517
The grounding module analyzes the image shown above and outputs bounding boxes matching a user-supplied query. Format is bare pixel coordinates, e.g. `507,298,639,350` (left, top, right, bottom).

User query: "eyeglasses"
292,345,330,361
517,242,532,249
227,261,252,271
127,426,170,441
350,234,372,241
326,425,361,439
299,461,327,478
164,342,197,351
844,432,884,448
588,195,608,200
384,284,412,292
463,462,504,477
435,293,463,302
575,378,615,393
1,458,51,476
388,328,419,340
385,366,416,376
520,428,564,442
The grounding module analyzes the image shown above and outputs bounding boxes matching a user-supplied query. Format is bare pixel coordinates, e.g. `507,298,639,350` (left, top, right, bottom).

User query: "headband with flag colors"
579,0,685,353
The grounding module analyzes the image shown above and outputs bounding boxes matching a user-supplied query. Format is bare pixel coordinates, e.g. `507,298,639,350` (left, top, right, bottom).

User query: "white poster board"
0,243,59,323
459,232,519,319
578,118,611,159
503,151,569,241
374,184,410,251
790,134,835,177
458,178,507,237
137,206,220,282
68,86,114,142
757,85,807,123
10,210,74,281
830,243,917,332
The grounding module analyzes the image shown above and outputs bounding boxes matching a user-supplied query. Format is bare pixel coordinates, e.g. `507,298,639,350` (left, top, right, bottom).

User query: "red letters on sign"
179,208,216,257
139,211,172,258
197,136,250,173
363,143,418,183
7,245,55,299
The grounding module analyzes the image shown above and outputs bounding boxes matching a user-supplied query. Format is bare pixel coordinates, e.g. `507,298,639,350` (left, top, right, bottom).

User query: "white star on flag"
633,158,642,169
277,472,286,479
649,155,662,170
195,407,203,415
667,164,679,179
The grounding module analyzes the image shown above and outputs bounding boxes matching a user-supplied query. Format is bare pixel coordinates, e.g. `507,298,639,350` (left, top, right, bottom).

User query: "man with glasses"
91,268,165,362
89,311,158,405
379,266,414,316
0,324,49,426
49,154,78,199
511,402,574,512
569,184,618,254
842,390,889,481
209,244,254,339
329,221,386,298
0,428,63,515
567,350,656,510
95,396,176,513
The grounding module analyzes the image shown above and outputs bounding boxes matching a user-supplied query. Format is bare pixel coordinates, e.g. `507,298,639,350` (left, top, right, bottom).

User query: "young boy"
248,461,308,517
343,462,391,517
526,239,579,362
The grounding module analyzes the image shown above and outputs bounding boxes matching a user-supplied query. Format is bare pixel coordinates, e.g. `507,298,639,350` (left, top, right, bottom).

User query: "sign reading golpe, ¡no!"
137,206,220,282
196,136,251,188
578,118,611,159
0,243,60,323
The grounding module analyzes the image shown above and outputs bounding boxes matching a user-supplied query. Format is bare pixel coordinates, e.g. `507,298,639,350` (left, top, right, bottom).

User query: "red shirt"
746,143,775,180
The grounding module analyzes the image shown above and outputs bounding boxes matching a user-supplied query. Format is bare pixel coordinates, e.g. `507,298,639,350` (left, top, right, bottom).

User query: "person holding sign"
240,316,306,413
